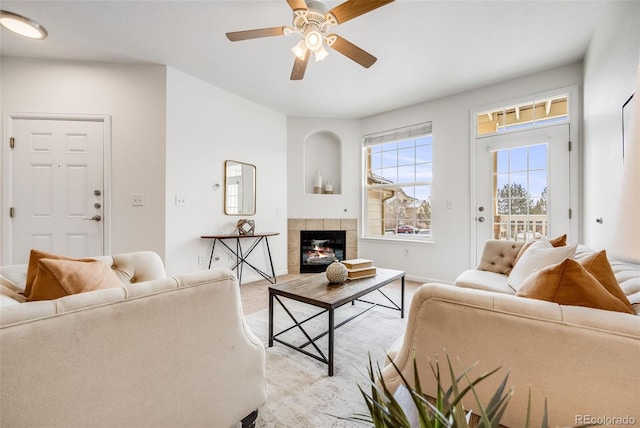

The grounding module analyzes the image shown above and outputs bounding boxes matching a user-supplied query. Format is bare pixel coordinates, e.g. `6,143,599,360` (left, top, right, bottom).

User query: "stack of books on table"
341,259,376,280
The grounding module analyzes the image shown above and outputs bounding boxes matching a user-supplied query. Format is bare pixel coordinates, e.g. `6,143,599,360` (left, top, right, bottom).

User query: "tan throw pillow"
476,240,524,275
24,249,95,299
27,259,122,302
516,258,634,314
507,243,577,291
579,250,634,313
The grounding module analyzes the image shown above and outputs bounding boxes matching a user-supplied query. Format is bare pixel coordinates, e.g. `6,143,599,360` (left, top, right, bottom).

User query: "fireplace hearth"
300,230,346,273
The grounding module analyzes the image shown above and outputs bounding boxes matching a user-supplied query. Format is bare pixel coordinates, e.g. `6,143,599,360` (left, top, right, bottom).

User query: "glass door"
474,124,571,261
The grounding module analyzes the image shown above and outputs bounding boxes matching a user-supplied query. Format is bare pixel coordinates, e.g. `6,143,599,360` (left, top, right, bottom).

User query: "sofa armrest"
382,283,640,427
0,268,266,427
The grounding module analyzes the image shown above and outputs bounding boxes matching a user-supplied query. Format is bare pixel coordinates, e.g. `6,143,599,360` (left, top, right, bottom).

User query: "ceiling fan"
226,0,395,80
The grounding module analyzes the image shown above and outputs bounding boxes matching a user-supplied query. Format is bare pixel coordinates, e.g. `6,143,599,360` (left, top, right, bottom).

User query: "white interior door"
10,118,105,264
474,124,571,261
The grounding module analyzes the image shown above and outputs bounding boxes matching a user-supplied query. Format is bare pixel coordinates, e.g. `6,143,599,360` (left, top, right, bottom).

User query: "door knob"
478,216,485,222
84,215,102,222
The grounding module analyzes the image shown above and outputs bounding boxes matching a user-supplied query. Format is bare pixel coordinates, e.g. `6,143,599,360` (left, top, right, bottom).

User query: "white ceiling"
0,0,610,118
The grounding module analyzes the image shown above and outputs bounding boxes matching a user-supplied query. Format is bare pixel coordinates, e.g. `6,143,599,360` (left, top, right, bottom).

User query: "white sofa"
0,251,266,428
383,242,640,427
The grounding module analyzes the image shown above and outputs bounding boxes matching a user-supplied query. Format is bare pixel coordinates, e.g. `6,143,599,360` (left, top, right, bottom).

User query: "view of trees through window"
492,144,548,240
364,133,432,238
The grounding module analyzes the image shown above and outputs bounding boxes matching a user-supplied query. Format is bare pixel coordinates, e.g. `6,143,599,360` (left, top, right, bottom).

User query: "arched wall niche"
304,130,342,195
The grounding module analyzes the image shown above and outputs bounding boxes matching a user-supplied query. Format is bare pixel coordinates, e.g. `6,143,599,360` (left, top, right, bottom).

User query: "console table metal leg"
264,236,277,283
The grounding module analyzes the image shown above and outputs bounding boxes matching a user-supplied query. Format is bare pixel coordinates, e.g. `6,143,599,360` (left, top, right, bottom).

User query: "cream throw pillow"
27,259,122,302
507,242,577,291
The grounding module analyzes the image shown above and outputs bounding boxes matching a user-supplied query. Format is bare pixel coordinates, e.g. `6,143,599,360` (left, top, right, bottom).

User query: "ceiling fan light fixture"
292,39,308,60
305,30,323,51
313,44,329,62
0,10,47,39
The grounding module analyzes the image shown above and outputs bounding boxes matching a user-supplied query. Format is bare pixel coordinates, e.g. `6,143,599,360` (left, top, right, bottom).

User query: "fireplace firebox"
300,230,346,273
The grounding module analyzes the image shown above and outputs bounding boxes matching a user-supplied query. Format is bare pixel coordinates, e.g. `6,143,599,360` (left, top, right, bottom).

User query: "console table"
201,232,279,284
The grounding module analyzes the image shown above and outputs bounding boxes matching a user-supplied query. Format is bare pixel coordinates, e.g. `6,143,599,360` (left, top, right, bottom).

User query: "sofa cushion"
516,258,634,314
579,250,634,313
507,242,577,291
454,269,516,294
476,240,524,275
28,259,123,302
24,249,95,298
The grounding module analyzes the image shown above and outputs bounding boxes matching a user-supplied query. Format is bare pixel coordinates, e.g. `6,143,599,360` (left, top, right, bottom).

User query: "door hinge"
9,137,15,149
568,141,572,152
9,207,15,218
569,208,572,219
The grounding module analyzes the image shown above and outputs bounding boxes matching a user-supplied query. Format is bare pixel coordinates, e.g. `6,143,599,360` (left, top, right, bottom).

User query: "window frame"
362,122,433,242
468,84,580,266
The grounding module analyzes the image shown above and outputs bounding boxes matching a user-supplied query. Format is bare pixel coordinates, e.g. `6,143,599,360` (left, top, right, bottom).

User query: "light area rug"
245,291,408,427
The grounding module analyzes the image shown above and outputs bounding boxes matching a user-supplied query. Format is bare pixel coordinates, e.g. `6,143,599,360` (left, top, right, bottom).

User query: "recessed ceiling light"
0,10,48,40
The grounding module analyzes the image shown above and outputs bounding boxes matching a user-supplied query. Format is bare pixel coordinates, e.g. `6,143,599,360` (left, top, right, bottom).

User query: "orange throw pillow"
24,249,95,299
516,258,633,314
27,259,122,302
548,234,567,247
578,250,633,313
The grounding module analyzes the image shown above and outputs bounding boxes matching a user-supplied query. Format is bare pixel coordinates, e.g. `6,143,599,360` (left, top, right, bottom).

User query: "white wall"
356,64,583,283
0,57,167,262
582,1,640,255
287,117,361,219
165,68,288,276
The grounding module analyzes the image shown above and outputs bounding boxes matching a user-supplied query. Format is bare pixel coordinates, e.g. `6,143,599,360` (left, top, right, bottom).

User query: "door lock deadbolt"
94,203,102,209
94,190,102,196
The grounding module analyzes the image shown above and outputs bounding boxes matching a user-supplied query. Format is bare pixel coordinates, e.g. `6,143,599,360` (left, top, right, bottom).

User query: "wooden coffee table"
268,268,405,376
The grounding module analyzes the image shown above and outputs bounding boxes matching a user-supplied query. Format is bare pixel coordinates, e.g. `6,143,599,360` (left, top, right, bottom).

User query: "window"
493,144,548,241
363,122,432,239
476,95,568,136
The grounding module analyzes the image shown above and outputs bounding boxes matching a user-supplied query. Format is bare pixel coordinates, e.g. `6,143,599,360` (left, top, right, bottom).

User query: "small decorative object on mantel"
314,169,323,194
236,219,255,235
325,261,348,284
324,181,333,194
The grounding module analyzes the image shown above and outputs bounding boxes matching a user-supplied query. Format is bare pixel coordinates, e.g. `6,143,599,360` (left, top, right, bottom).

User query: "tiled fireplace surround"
288,218,358,274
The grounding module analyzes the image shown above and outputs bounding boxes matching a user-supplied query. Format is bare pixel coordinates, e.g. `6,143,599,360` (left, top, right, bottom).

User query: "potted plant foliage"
344,353,594,428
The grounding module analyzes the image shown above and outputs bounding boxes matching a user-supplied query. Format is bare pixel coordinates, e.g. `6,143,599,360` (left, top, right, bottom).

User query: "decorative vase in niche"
325,261,348,284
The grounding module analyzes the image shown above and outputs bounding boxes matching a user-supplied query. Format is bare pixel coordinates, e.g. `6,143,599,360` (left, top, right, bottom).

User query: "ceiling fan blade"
328,35,377,68
226,27,286,41
290,51,311,80
328,0,394,25
286,0,308,12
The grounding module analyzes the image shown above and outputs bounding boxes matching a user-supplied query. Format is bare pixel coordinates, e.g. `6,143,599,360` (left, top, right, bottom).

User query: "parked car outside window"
397,225,418,234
